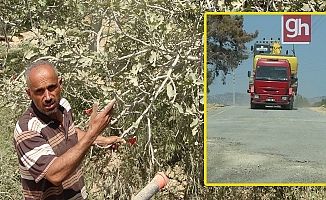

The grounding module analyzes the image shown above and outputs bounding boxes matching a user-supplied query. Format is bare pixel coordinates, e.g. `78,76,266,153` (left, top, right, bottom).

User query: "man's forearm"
45,130,95,186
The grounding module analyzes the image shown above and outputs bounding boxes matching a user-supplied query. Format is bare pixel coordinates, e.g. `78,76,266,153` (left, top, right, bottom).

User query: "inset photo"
204,12,326,186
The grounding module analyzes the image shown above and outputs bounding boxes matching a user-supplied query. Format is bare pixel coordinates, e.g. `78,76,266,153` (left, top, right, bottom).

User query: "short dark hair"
25,60,59,88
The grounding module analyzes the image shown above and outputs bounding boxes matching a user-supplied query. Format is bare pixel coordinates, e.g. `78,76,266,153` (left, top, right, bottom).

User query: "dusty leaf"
24,50,36,60
79,57,93,67
192,127,198,136
167,83,176,99
149,51,157,64
173,103,184,114
190,117,198,128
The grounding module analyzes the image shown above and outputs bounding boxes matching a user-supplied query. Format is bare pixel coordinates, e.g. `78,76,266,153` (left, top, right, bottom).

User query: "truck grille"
264,89,278,93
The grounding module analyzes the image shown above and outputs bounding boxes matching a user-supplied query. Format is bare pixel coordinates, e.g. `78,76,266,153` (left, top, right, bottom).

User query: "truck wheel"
290,100,294,110
250,102,256,109
284,101,293,110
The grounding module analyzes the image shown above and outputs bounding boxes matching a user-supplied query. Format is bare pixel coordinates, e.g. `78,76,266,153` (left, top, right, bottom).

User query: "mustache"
43,99,56,106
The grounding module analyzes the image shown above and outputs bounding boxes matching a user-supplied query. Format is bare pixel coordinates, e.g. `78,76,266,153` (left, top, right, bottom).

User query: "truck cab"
248,59,294,109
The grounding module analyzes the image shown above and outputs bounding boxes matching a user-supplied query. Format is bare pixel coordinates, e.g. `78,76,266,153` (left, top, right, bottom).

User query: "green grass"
0,107,22,200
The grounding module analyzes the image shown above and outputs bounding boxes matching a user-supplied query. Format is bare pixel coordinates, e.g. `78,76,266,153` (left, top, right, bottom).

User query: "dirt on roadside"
206,103,226,112
308,106,326,114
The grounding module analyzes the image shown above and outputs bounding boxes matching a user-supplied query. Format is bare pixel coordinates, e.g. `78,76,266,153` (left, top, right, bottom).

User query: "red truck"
247,39,298,110
248,55,298,110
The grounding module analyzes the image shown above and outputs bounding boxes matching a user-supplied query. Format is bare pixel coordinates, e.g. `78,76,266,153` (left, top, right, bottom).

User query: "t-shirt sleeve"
14,129,56,183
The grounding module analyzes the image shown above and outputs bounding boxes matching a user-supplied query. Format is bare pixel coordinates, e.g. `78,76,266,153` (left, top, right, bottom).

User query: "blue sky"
208,13,326,98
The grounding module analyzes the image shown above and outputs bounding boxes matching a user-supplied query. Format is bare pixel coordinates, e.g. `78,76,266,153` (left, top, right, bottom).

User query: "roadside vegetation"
294,94,311,108
294,94,326,108
312,98,326,107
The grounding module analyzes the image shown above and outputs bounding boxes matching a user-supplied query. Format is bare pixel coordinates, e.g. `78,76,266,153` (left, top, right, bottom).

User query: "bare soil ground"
308,106,326,114
206,103,226,113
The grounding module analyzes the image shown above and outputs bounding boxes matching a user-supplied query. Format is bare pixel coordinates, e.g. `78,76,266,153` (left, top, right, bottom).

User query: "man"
13,60,125,199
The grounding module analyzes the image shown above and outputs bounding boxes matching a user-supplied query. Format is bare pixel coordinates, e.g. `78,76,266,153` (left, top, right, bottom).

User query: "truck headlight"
254,95,260,99
281,96,288,101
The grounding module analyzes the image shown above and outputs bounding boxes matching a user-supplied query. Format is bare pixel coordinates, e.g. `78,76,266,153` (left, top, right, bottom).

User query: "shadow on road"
248,106,298,111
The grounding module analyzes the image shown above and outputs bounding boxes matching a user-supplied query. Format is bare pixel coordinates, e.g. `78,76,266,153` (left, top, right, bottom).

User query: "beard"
34,98,60,117
43,105,59,116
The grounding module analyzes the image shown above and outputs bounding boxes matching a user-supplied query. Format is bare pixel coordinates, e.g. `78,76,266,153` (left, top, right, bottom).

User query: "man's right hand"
46,100,117,186
87,99,116,141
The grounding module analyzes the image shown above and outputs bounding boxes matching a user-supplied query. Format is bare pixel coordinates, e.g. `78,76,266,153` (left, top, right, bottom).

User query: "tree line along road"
206,105,326,184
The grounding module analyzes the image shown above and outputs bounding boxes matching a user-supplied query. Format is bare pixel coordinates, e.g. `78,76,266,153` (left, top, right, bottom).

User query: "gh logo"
282,15,311,44
286,18,309,38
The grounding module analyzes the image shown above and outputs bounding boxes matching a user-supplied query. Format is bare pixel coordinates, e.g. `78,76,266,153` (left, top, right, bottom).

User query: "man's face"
25,64,62,118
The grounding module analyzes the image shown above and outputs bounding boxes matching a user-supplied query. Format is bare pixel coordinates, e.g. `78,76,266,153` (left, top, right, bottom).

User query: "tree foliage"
1,0,204,199
312,98,326,107
207,14,258,85
207,0,326,12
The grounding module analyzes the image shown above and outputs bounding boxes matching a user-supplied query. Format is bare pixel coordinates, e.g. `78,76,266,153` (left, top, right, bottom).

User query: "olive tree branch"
119,54,179,138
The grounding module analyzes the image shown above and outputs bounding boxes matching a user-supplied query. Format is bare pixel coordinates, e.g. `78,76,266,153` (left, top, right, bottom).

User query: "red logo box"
282,15,311,44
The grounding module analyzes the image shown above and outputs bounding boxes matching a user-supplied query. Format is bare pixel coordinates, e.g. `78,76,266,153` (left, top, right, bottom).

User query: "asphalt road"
206,105,326,184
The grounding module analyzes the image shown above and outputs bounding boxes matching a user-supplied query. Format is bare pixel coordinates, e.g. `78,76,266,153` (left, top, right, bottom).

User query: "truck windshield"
256,66,288,81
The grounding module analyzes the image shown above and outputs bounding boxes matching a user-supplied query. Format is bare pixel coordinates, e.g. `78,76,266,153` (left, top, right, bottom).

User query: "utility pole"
232,69,235,106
